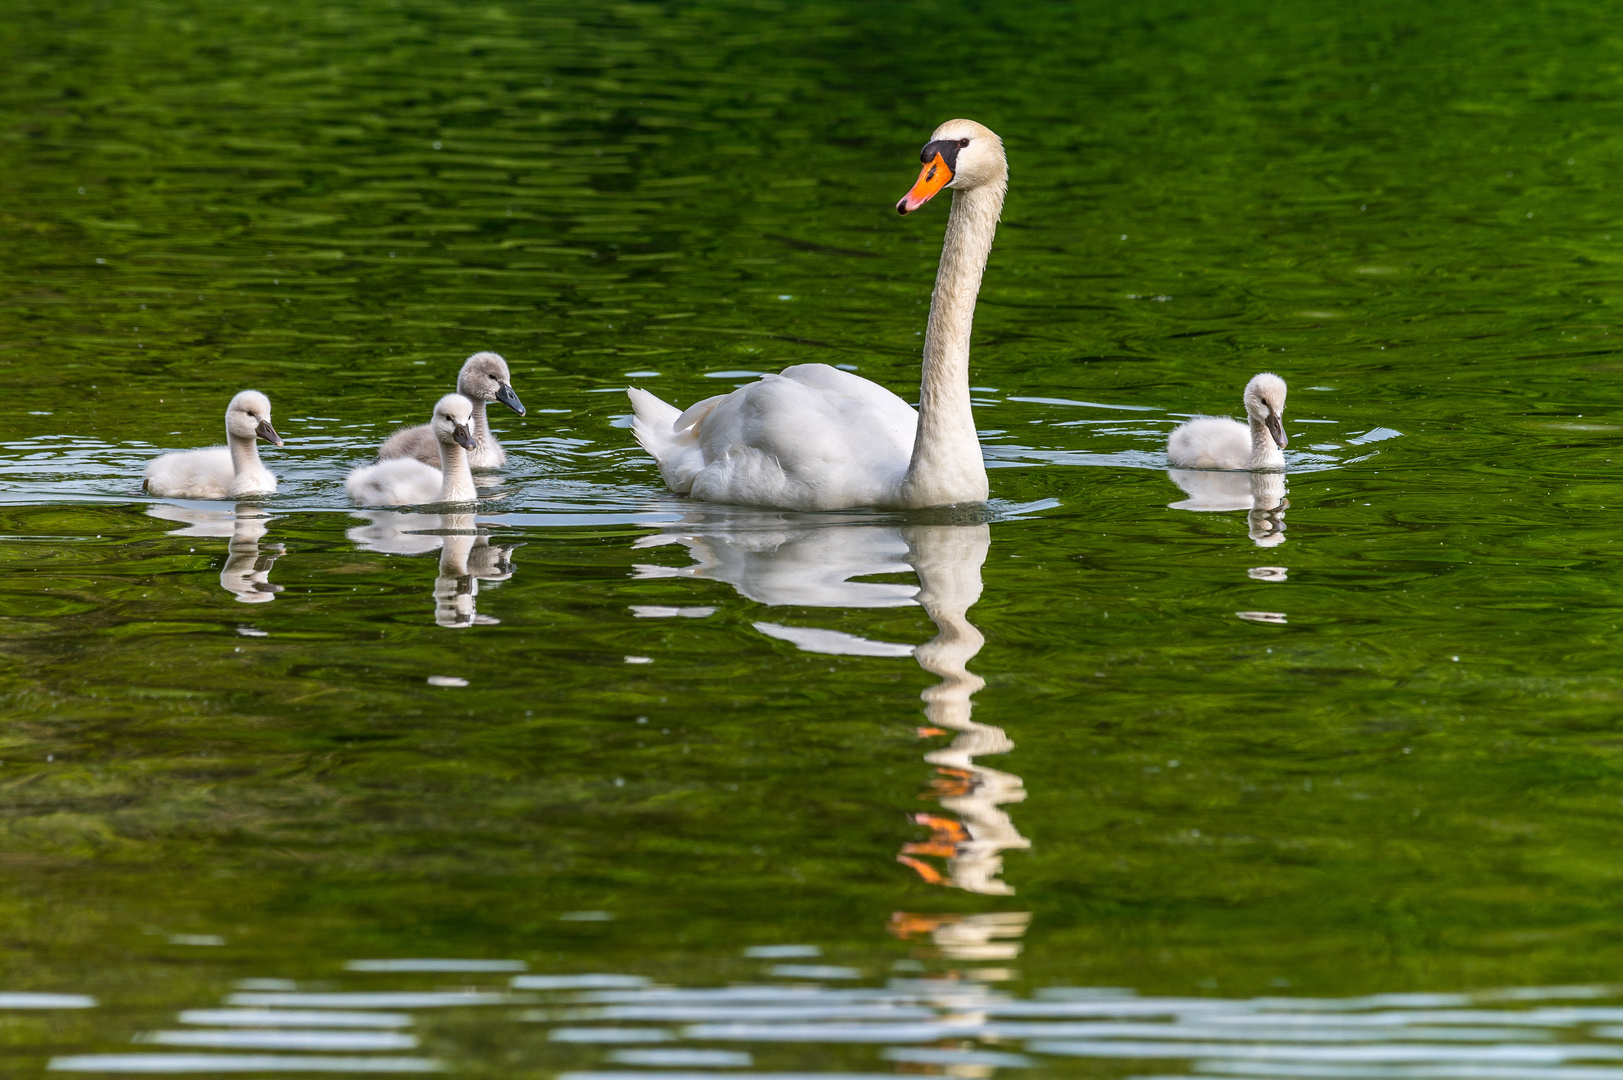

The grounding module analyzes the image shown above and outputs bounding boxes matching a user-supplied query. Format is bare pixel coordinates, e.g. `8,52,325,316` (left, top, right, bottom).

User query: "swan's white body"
144,390,282,499
347,394,479,506
1166,372,1289,471
628,366,921,511
629,119,1007,511
380,352,524,469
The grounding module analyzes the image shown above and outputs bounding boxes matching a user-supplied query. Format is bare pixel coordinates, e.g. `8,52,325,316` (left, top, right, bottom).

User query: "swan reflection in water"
147,503,284,603
1167,468,1287,547
634,512,1029,896
348,512,514,628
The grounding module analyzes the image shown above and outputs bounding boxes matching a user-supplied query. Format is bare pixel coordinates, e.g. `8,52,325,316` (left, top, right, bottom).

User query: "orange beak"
897,153,953,215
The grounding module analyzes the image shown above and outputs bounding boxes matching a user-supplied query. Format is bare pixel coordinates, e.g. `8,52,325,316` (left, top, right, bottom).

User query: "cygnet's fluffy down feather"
629,364,918,511
347,393,479,506
1166,372,1288,471
346,457,448,506
145,448,248,500
1166,417,1256,470
144,390,282,499
379,351,525,468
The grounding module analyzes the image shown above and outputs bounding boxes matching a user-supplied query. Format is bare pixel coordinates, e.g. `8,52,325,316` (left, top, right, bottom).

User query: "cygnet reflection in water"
348,511,515,628
147,503,285,604
1167,468,1288,547
633,510,1027,895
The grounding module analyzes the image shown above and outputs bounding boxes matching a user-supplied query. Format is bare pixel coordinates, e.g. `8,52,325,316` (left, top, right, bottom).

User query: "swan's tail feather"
628,387,680,450
628,386,705,493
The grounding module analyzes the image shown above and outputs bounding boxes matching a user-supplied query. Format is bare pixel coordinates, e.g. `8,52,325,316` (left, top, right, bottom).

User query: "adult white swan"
627,119,1006,511
1166,372,1288,470
143,390,283,499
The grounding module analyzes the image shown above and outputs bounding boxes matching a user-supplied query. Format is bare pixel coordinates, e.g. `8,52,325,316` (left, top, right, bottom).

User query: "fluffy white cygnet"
346,394,479,506
1166,372,1288,470
143,390,283,499
378,352,524,469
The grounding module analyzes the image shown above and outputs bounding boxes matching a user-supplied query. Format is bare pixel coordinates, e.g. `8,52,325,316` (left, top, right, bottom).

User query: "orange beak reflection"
897,153,953,215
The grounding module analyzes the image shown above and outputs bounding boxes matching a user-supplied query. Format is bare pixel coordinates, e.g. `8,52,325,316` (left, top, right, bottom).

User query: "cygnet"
378,351,524,468
1166,372,1288,470
347,394,479,506
143,390,283,498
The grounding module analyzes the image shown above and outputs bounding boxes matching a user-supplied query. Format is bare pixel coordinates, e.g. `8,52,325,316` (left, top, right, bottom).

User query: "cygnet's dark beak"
494,382,526,417
1266,411,1287,449
452,420,477,452
256,419,284,448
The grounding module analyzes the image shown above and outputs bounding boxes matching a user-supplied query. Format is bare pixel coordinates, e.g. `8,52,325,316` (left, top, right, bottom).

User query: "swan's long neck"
228,432,262,478
436,440,477,502
901,181,1003,507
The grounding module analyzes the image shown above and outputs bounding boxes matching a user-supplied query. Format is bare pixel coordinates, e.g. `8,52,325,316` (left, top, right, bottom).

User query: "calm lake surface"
5,0,1623,1076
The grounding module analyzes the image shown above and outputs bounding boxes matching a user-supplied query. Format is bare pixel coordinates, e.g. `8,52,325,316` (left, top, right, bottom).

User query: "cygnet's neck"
468,398,492,451
228,432,263,477
435,440,477,502
1246,407,1284,469
900,180,1004,507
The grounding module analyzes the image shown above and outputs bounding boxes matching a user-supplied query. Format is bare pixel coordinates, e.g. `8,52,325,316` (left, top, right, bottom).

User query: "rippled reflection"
1167,468,1289,547
634,512,1028,896
887,910,1032,964
148,503,285,604
348,512,514,628
39,956,1623,1078
898,525,1030,896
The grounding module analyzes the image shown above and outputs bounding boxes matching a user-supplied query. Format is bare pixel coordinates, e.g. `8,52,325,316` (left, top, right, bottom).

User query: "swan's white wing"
629,364,917,509
685,364,917,510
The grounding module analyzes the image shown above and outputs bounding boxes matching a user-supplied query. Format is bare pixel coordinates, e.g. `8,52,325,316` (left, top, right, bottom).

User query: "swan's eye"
958,138,970,147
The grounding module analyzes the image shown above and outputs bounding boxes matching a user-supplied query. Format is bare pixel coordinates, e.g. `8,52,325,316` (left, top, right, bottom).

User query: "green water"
6,0,1623,1074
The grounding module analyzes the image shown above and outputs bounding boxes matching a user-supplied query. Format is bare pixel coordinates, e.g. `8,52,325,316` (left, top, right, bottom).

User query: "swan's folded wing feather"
689,368,916,509
675,393,727,432
631,363,920,509
778,363,913,412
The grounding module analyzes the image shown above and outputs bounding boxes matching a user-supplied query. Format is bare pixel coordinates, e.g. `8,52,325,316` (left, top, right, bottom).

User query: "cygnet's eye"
958,138,970,148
